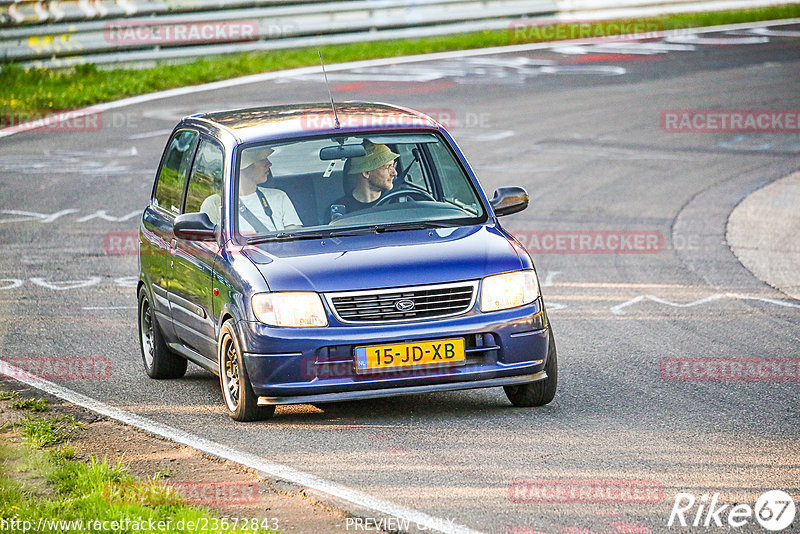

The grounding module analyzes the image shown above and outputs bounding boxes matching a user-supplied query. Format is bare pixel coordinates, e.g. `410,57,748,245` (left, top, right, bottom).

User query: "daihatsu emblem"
395,299,415,312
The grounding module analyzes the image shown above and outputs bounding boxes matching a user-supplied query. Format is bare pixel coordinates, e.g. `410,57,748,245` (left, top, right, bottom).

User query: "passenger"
201,146,302,234
327,140,398,222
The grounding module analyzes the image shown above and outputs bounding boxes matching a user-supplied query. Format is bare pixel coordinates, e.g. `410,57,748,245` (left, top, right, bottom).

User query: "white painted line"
29,276,102,290
539,65,627,75
601,42,698,52
0,360,483,534
552,42,697,55
747,27,800,37
0,209,79,224
664,34,770,45
282,72,445,83
610,293,800,315
0,279,25,290
1,18,799,140
76,210,140,222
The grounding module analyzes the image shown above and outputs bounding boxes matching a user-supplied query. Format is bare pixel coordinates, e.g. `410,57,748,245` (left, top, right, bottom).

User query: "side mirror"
174,212,216,241
490,186,529,217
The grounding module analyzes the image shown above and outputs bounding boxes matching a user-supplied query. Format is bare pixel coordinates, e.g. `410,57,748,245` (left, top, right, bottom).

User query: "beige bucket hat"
241,146,275,168
348,141,399,174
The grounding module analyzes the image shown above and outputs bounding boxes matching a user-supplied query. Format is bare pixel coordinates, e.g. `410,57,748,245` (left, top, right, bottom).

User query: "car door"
169,137,225,360
141,129,199,343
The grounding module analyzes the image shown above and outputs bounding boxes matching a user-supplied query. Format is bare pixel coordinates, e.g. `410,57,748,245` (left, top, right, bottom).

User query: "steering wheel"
375,188,436,206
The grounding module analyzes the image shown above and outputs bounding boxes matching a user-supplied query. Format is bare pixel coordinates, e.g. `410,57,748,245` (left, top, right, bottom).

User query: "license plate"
354,338,465,374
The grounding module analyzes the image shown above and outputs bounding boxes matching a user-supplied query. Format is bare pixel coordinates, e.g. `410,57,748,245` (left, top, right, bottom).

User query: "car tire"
138,287,187,379
504,329,558,407
218,320,275,422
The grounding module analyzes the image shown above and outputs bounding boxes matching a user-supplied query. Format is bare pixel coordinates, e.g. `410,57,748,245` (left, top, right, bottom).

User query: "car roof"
186,102,440,143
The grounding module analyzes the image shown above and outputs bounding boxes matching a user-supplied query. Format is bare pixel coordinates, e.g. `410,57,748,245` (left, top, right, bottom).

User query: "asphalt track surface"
1,21,800,534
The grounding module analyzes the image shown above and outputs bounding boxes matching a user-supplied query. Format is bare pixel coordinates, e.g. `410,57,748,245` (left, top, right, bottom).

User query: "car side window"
185,139,224,224
154,130,198,216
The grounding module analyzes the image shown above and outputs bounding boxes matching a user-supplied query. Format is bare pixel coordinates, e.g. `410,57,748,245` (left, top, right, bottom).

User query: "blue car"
138,102,557,421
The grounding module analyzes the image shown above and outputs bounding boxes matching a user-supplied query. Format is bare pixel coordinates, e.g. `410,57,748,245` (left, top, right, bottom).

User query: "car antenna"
318,51,340,129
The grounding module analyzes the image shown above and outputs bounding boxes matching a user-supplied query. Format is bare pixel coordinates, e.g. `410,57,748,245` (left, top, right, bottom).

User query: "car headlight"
252,292,328,327
480,270,539,312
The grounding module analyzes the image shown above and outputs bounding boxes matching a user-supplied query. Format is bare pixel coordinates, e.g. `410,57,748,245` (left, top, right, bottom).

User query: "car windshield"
231,132,486,243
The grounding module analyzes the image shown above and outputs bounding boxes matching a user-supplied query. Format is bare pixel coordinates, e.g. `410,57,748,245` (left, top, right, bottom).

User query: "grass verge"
0,3,798,126
0,413,275,533
10,398,49,412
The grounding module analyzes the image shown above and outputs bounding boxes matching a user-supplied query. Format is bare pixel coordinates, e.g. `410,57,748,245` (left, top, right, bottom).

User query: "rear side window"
154,130,198,216
185,139,224,221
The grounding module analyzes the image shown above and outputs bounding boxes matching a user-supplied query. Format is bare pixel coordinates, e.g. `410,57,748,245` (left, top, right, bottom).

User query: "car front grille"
326,281,479,324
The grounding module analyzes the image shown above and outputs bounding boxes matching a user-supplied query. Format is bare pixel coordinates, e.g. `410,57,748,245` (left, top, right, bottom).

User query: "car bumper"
256,371,547,405
239,299,551,403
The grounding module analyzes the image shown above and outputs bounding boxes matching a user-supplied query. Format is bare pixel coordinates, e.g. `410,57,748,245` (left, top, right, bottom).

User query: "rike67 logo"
668,490,796,531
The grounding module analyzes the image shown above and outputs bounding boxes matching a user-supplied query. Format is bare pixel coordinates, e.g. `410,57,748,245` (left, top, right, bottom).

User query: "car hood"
242,225,523,293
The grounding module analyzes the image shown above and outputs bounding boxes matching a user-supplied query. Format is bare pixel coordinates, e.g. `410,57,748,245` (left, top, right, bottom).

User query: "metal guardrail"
0,0,332,26
0,0,559,67
0,0,795,68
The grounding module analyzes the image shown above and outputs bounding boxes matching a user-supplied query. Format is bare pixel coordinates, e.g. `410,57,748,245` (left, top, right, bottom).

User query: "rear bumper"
240,299,551,403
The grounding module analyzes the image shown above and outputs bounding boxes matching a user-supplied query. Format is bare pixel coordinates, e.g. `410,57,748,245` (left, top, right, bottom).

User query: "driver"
327,140,398,222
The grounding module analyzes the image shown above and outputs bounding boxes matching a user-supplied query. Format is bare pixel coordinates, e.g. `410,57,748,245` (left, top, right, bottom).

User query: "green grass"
0,391,18,401
0,414,276,534
13,415,81,447
1,3,799,126
10,398,50,412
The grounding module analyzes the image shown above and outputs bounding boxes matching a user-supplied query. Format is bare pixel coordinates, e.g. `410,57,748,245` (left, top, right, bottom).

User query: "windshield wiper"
373,221,457,233
246,229,333,244
246,221,458,244
246,226,383,244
